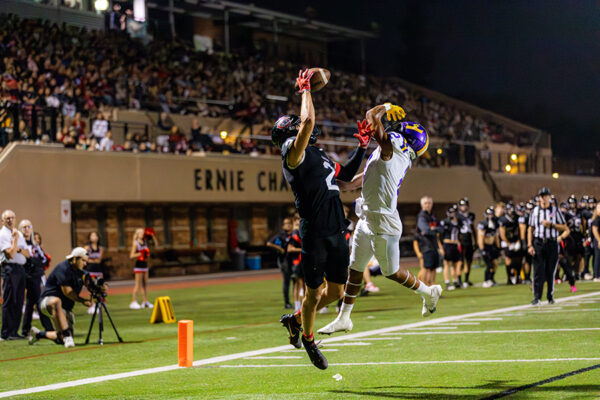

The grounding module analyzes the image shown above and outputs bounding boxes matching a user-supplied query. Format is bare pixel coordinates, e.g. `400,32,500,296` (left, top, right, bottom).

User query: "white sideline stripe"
364,328,600,337
463,318,503,321
527,309,599,313
243,356,302,360
1,291,598,399
436,322,481,326
216,358,600,369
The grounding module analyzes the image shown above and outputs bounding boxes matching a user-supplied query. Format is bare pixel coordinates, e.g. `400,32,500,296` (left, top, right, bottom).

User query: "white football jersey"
360,131,412,215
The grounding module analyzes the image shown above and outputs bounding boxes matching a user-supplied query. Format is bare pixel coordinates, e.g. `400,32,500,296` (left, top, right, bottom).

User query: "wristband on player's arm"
335,147,366,181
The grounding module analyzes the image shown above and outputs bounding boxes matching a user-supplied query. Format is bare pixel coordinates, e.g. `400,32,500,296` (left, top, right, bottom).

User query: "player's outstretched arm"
287,69,315,168
335,121,371,182
366,103,405,160
337,171,364,191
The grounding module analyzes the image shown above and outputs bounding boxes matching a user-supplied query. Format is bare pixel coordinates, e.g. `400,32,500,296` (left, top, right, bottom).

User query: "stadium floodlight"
220,131,228,139
505,164,512,172
94,0,109,11
552,172,559,179
511,153,517,161
436,148,442,155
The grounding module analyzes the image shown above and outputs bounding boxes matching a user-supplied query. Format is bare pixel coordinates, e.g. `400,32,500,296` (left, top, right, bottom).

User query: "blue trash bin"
246,255,261,270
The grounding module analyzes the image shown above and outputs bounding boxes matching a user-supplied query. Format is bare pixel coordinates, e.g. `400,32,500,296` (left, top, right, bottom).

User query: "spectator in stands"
99,131,114,151
91,113,110,142
157,112,174,133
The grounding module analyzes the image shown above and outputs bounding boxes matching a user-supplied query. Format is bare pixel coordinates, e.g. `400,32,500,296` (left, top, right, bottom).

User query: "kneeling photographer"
30,247,104,348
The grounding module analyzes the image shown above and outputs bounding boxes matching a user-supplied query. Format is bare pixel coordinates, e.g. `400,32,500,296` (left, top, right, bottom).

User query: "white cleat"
129,301,141,310
28,327,40,345
421,285,442,317
64,336,75,348
317,316,353,335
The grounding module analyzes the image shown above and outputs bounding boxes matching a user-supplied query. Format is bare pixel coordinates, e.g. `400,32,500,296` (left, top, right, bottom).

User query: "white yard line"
463,318,503,321
1,291,598,399
216,357,600,369
370,327,600,337
243,356,302,360
407,326,457,330
436,322,481,326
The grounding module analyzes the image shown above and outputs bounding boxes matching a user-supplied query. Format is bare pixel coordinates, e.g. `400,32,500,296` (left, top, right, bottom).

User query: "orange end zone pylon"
178,320,194,367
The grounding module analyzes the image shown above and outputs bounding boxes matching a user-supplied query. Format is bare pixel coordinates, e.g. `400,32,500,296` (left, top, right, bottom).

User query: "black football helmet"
459,197,470,207
485,207,494,218
447,204,458,217
271,115,321,148
505,201,515,216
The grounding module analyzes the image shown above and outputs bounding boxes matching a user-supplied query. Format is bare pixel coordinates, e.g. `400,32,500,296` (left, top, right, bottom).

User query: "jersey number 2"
323,161,340,192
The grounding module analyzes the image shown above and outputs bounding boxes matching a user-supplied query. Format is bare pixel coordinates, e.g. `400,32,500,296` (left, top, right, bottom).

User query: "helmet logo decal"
276,116,293,129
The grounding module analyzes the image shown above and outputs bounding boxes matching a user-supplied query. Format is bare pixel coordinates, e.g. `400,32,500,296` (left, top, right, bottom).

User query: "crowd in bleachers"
1,13,535,160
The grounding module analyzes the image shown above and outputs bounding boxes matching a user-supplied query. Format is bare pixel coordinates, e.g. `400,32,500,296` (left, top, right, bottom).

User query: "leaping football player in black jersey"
272,69,375,370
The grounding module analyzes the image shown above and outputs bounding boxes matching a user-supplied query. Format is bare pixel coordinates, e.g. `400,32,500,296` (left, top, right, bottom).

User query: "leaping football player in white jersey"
319,103,443,335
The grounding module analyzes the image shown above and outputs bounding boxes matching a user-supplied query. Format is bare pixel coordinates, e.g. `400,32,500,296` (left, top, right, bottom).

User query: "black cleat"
284,303,293,309
531,299,541,306
548,298,555,304
301,335,328,370
280,314,302,349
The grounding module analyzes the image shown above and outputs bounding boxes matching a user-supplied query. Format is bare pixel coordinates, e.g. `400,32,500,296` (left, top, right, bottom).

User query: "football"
295,67,331,93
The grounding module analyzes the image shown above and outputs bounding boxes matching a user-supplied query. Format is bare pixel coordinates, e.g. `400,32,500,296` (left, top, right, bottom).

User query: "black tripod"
85,298,123,345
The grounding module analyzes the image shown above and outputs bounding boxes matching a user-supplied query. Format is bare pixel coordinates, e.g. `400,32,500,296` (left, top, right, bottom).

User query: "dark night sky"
251,0,600,158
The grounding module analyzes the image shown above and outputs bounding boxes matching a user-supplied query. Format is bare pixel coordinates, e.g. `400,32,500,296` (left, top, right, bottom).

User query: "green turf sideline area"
1,266,599,399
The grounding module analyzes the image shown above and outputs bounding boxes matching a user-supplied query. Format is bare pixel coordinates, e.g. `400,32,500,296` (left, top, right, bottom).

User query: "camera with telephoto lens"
84,273,107,300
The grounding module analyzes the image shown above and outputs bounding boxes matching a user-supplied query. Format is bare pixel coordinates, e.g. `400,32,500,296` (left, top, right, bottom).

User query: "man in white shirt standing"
91,113,110,141
0,210,30,340
319,104,442,335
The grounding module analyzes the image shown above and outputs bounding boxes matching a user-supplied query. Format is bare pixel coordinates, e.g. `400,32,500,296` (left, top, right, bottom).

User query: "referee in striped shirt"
527,187,570,305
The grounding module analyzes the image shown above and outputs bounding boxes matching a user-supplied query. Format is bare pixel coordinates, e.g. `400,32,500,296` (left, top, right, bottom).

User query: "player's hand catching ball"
296,69,314,94
384,103,406,121
354,119,373,149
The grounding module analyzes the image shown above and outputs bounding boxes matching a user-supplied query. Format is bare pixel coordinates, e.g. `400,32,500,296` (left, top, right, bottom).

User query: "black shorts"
443,243,461,262
422,250,439,270
461,243,474,263
483,244,499,261
300,231,349,289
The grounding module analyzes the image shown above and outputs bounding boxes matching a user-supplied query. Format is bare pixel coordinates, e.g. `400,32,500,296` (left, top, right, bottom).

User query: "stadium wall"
0,143,494,276
492,173,600,203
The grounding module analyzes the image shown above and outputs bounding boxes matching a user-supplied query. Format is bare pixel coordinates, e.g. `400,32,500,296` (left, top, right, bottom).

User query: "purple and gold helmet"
400,122,429,157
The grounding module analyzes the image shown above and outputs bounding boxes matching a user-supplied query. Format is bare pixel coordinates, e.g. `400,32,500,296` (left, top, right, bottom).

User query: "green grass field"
1,265,599,399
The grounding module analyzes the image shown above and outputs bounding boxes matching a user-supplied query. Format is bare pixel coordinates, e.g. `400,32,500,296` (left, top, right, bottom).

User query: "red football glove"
296,69,313,93
353,119,373,149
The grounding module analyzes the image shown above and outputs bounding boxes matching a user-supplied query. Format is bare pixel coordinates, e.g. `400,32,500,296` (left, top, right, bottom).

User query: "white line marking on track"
436,322,481,326
364,328,600,337
2,291,598,399
216,358,600,369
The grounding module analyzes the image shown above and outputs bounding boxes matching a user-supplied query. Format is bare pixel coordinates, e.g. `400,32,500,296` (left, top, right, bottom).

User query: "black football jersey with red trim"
282,138,345,238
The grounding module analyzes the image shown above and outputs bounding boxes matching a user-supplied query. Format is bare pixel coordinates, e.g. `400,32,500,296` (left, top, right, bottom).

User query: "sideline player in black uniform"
439,205,462,291
478,207,499,287
274,69,369,369
499,202,522,285
583,196,597,279
558,200,579,292
458,198,476,287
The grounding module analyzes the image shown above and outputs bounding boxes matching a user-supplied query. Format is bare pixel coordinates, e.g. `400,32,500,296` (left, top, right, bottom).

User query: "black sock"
464,271,470,281
62,329,72,338
36,331,47,339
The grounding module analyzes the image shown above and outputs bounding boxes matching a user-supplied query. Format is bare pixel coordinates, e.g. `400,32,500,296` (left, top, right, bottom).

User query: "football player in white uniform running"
319,103,443,335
